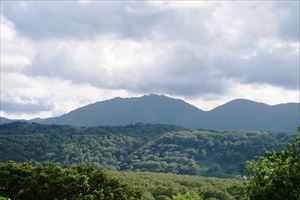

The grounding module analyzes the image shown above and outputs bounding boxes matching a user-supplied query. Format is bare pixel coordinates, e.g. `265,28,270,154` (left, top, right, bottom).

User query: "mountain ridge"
1,94,299,132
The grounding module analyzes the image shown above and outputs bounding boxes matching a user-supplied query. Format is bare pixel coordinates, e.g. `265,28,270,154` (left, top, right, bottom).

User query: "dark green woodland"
0,122,299,200
0,122,295,178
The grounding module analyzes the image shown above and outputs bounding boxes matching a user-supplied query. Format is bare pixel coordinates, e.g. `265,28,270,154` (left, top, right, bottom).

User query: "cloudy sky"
1,1,299,119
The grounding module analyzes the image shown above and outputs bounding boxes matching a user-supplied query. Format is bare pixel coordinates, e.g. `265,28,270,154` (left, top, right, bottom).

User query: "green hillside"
1,135,299,200
0,122,295,178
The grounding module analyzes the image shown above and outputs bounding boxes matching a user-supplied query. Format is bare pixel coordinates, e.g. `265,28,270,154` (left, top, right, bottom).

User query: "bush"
245,135,300,200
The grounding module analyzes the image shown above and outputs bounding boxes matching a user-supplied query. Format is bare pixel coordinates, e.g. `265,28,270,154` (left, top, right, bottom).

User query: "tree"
199,187,234,200
0,161,141,200
245,134,300,200
171,192,194,200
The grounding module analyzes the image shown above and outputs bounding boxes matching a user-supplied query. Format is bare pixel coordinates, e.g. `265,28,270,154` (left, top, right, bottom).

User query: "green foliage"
199,187,235,200
116,130,294,177
0,160,245,200
0,161,141,200
1,123,298,200
171,192,193,200
111,171,244,200
245,135,300,200
0,122,295,178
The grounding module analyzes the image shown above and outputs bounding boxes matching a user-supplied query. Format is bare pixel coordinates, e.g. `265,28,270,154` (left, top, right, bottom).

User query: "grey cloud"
243,53,298,89
275,1,300,41
136,78,230,98
214,43,299,90
25,34,298,97
1,1,299,98
135,48,230,96
1,99,53,114
27,39,230,97
2,1,298,43
1,1,155,40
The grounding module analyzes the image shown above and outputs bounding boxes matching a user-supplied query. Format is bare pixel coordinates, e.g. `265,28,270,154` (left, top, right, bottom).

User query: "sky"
0,0,299,119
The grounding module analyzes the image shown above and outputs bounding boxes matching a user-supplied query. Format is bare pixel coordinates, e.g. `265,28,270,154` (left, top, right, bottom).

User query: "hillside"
27,95,299,132
205,100,299,132
0,117,15,125
32,94,205,129
0,122,295,178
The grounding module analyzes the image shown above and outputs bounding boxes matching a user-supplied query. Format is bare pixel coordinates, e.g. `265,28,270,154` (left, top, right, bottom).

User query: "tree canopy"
0,161,141,200
0,122,295,178
245,135,300,200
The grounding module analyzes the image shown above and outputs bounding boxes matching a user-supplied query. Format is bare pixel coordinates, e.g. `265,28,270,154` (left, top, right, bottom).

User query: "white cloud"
1,72,140,119
187,83,299,111
0,15,35,72
148,1,218,10
0,2,299,118
29,35,169,90
78,0,91,5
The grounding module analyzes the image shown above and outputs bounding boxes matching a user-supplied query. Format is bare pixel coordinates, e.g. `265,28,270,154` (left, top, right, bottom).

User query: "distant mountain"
32,94,205,128
205,99,299,132
0,117,17,125
0,117,11,124
4,94,299,132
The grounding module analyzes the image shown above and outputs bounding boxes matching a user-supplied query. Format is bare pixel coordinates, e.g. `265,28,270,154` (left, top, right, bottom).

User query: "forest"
0,122,296,178
0,122,299,199
1,1,299,199
1,133,299,199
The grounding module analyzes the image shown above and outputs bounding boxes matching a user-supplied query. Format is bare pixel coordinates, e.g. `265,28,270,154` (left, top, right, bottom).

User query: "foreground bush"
0,161,141,200
246,135,300,200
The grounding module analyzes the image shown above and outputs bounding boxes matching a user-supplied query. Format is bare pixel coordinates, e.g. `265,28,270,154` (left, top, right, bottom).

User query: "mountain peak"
31,94,204,128
211,99,270,112
226,99,268,105
4,96,297,132
141,94,172,99
109,94,169,101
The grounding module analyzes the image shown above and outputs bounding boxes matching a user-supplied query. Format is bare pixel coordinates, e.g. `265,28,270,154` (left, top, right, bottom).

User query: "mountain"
32,94,205,128
0,117,17,125
0,117,26,125
205,99,299,132
4,94,299,132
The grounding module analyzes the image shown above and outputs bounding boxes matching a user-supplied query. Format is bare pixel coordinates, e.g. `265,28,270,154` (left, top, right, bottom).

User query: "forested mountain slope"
0,122,295,178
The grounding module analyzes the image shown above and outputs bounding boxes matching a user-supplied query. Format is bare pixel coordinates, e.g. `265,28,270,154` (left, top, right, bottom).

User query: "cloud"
3,1,298,42
1,72,140,119
0,15,35,72
276,1,300,41
25,36,231,96
187,83,299,111
214,37,299,89
1,99,52,114
1,1,150,40
0,1,299,118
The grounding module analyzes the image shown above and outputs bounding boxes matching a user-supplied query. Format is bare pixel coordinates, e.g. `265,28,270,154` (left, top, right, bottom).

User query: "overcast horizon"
1,92,299,120
1,1,299,120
